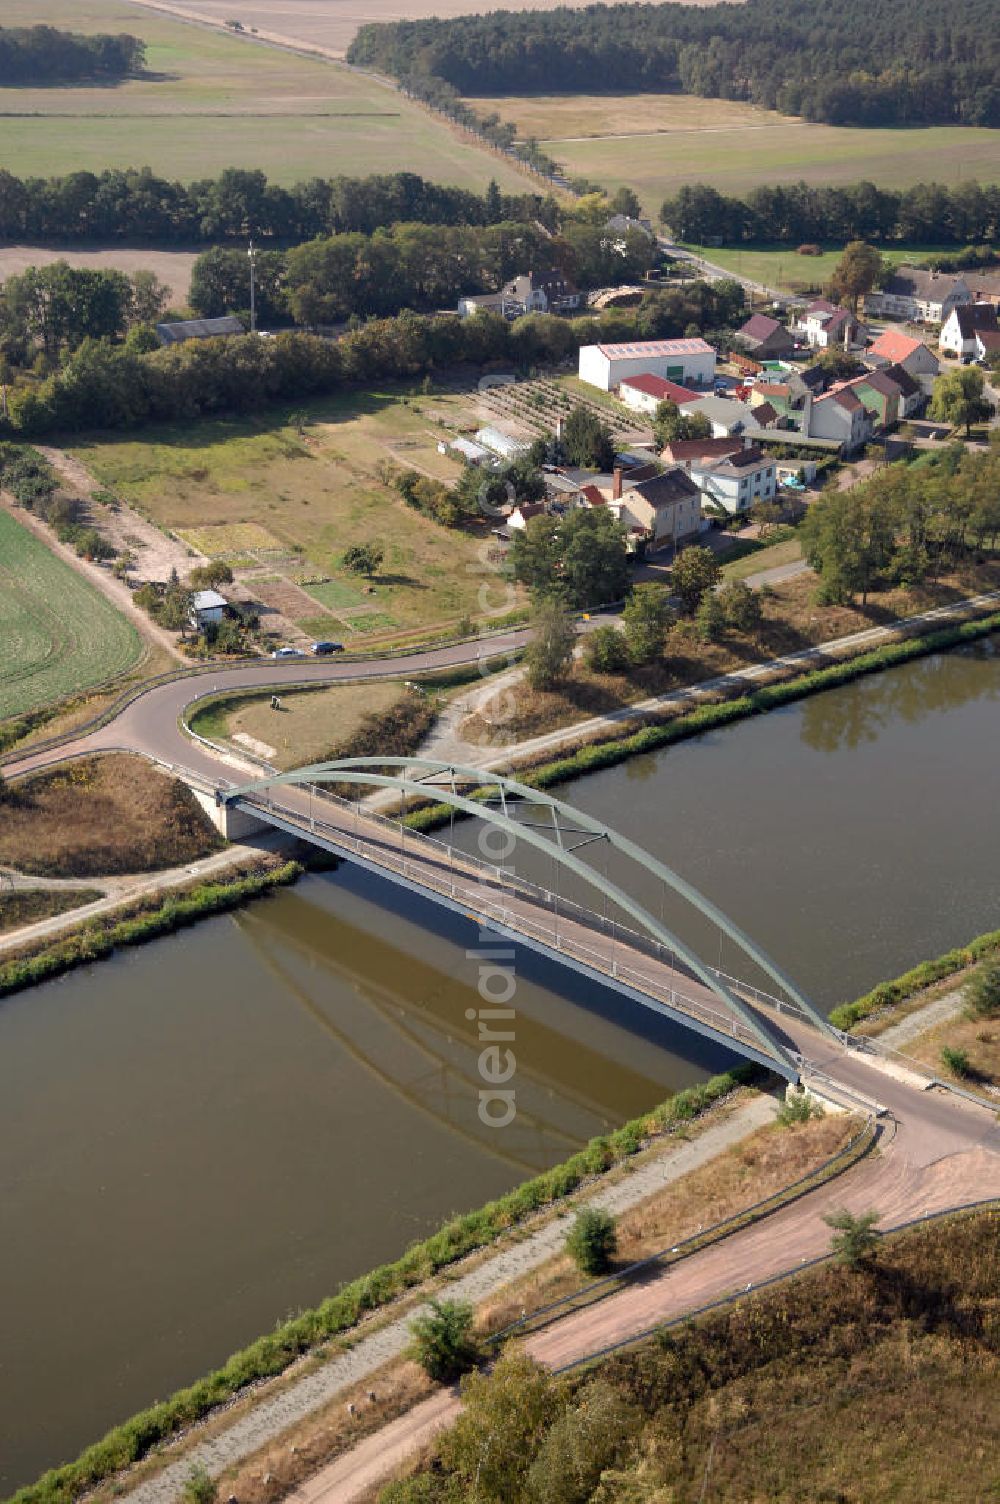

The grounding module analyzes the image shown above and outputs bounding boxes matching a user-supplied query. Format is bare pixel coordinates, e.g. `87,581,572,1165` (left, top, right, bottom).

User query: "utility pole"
248,236,257,334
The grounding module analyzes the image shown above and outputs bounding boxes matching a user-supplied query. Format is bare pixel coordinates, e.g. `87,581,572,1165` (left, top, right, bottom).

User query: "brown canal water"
2,637,999,1488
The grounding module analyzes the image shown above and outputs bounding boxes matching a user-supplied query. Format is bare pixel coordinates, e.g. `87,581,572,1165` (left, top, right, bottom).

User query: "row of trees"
0,166,555,246
802,440,1000,605
190,218,656,326
349,0,1000,127
0,24,143,83
0,279,745,437
660,179,1000,248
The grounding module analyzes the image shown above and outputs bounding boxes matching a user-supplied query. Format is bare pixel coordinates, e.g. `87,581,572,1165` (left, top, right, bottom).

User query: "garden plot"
478,378,652,447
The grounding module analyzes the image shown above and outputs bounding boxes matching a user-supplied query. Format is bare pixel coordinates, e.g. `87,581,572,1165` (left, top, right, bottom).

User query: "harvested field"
0,507,142,723
0,0,528,190
0,246,197,309
0,754,223,877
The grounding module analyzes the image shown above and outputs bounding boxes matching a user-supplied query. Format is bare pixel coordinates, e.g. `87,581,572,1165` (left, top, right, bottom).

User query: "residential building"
502,271,582,316
618,373,699,414
975,328,1000,363
661,436,745,469
849,370,901,430
865,329,940,381
736,313,796,359
457,292,505,318
578,337,716,392
604,213,655,241
864,268,971,323
678,393,756,437
155,316,244,346
189,589,228,628
965,269,1000,308
939,303,999,359
506,501,547,531
796,299,864,350
689,446,777,516
803,388,870,452
614,467,702,551
881,362,925,418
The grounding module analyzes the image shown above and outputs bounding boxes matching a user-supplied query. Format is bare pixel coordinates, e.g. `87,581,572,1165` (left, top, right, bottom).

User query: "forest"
348,0,1000,127
0,25,144,84
660,179,1000,246
0,167,555,246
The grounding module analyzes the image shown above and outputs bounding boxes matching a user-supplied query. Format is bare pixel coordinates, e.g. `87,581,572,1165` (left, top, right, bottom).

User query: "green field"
476,91,1000,212
686,242,948,293
0,509,142,721
70,386,526,641
0,0,527,190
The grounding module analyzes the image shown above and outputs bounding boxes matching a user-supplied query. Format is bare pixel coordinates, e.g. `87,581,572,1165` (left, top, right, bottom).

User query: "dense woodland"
661,179,1000,246
348,0,1000,127
0,168,556,246
0,279,744,437
0,25,144,84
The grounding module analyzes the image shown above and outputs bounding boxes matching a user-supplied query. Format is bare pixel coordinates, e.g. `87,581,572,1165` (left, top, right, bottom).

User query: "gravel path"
874,988,967,1050
119,1095,776,1504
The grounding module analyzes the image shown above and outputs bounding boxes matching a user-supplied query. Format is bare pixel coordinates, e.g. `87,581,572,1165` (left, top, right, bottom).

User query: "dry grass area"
464,562,1000,745
197,681,412,770
479,1112,856,1334
906,1012,1000,1090
0,754,223,877
0,888,104,935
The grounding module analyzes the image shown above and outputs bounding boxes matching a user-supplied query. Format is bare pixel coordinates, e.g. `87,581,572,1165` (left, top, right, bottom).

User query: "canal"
2,637,999,1488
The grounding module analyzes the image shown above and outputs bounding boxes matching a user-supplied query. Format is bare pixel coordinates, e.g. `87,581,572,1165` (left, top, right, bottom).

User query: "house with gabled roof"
803,386,871,452
881,362,925,418
736,312,796,359
865,329,940,381
796,299,865,350
939,303,999,359
614,467,702,551
865,268,971,324
688,445,778,516
618,372,700,414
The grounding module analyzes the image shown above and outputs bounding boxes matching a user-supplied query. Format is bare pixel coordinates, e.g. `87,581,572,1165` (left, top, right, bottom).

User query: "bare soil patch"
1,754,223,877
0,246,196,308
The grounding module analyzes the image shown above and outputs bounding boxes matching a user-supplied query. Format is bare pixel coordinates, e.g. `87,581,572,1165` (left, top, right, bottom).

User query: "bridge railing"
236,787,778,1059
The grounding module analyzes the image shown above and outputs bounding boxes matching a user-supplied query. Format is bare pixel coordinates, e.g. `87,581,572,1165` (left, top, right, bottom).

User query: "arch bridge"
220,758,840,1082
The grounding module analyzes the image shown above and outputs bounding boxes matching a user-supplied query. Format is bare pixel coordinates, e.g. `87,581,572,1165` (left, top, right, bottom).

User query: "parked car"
309,640,344,655
272,646,305,658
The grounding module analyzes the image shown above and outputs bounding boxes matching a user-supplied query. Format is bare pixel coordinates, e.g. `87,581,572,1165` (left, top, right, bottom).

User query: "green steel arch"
224,757,834,1067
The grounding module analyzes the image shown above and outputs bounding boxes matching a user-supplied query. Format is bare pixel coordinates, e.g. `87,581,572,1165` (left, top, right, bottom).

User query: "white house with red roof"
578,337,716,392
939,303,999,359
866,329,940,380
617,372,699,414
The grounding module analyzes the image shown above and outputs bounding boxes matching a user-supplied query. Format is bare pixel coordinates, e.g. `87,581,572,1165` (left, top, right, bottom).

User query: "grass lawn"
70,387,525,642
0,754,222,877
684,242,948,294
191,681,411,770
905,1007,1000,1090
720,533,804,581
0,889,105,935
0,508,142,722
0,0,527,190
475,91,1000,212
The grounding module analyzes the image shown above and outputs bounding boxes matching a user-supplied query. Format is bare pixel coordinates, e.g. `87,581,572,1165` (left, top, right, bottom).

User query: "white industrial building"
578,338,716,392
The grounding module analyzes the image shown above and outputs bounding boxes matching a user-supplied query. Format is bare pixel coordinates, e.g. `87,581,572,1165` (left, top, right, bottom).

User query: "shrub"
182,1466,216,1504
940,1045,971,1079
565,1206,618,1275
408,1299,478,1381
584,624,631,674
824,1209,880,1269
965,962,1000,1020
775,1089,824,1126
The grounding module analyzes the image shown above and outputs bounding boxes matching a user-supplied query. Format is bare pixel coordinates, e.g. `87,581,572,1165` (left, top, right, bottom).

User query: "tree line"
190,219,656,325
661,179,1000,247
348,0,1000,128
0,263,169,365
0,280,745,438
0,24,144,84
0,166,556,247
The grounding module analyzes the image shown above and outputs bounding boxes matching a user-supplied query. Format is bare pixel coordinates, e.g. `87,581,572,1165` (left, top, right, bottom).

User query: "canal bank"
4,630,1000,1494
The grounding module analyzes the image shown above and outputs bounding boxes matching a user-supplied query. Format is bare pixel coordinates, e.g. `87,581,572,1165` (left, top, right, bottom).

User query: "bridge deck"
230,783,816,1080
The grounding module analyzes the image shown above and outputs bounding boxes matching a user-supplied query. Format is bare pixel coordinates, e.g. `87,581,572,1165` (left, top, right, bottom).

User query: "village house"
613,467,702,552
965,269,1000,308
735,313,796,359
688,446,777,516
802,387,871,452
660,436,746,469
604,212,656,241
189,589,228,630
939,303,1000,359
865,268,971,324
848,369,902,430
578,337,716,392
506,501,548,531
502,270,582,316
796,299,865,350
975,327,1000,364
880,362,925,418
865,329,940,382
678,393,756,437
618,372,700,414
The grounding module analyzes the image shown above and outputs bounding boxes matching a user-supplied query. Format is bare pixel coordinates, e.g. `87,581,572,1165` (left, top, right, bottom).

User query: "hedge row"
405,609,1000,833
0,862,302,1000
10,1066,752,1504
829,926,1000,1032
